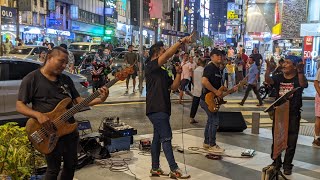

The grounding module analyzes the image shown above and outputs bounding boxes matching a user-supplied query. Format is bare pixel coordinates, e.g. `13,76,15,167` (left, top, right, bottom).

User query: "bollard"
252,112,260,134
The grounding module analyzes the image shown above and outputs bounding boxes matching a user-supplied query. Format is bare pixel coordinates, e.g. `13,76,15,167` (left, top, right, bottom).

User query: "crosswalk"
74,128,320,180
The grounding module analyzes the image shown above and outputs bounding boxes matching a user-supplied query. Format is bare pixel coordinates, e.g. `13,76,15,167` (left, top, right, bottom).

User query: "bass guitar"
205,79,247,112
25,67,134,154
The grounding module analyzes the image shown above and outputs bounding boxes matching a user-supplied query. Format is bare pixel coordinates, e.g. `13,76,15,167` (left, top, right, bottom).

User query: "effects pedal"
139,138,151,151
241,149,255,157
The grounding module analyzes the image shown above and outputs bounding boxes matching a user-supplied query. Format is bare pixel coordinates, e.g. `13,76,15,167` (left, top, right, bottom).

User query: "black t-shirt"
18,69,80,122
145,59,173,115
251,53,263,67
201,63,222,100
272,74,306,113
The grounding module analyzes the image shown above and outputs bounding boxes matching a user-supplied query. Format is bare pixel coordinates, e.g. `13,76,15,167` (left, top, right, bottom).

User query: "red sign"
303,36,314,59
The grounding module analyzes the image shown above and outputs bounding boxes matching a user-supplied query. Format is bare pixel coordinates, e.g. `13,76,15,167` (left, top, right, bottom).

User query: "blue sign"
162,29,190,37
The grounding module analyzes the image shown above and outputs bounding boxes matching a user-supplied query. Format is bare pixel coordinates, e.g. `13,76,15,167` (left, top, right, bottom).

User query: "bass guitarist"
16,47,109,180
200,48,237,153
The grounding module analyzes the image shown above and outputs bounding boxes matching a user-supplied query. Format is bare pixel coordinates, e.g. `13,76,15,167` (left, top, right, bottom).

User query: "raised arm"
265,59,274,85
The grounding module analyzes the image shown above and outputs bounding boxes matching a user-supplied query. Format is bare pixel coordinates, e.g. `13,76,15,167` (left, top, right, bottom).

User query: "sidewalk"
104,80,316,104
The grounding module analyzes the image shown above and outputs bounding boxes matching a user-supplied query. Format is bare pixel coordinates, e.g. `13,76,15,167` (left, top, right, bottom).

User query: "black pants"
272,112,301,170
188,77,193,91
241,84,263,105
190,96,200,118
45,131,79,180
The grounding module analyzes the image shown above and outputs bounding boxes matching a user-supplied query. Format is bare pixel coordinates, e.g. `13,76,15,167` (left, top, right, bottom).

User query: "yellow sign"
272,23,282,35
227,11,238,19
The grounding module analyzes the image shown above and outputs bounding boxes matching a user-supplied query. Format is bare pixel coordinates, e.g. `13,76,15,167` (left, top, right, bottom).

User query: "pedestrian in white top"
179,53,193,104
188,55,197,90
189,59,205,123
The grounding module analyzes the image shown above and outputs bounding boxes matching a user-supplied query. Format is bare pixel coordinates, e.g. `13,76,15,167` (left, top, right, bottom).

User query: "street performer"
200,49,237,153
145,37,192,179
16,47,109,180
265,55,308,175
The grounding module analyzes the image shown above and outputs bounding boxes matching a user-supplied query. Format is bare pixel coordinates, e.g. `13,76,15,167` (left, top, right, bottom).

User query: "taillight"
80,81,89,88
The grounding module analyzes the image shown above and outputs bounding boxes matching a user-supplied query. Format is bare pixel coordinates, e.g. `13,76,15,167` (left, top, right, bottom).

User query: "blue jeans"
200,100,219,146
148,112,178,171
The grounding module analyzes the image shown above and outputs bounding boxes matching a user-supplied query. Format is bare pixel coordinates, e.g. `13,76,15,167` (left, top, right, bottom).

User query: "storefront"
71,21,104,43
19,25,45,45
44,28,73,45
300,23,320,78
116,22,132,46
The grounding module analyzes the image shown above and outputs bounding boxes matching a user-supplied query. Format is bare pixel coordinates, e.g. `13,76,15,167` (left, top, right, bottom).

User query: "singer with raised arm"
16,47,109,180
265,55,308,175
145,36,193,179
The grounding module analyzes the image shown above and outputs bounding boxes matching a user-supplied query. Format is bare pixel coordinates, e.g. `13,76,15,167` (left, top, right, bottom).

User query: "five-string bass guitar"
25,67,134,154
205,79,247,112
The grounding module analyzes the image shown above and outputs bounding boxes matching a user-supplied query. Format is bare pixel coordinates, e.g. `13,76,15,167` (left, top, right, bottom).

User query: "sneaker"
312,138,320,147
256,103,263,107
150,168,167,176
169,168,190,179
283,169,292,175
203,143,210,149
189,118,198,124
207,145,225,153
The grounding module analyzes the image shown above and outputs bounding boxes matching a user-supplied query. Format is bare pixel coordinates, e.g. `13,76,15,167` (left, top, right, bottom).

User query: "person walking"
179,53,193,104
239,55,263,106
189,59,205,124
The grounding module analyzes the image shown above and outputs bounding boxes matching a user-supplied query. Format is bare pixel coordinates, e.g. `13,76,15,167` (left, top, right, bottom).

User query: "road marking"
241,111,269,116
245,118,308,124
222,104,269,108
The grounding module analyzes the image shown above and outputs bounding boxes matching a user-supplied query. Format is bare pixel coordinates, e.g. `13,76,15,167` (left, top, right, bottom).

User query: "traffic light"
164,8,174,26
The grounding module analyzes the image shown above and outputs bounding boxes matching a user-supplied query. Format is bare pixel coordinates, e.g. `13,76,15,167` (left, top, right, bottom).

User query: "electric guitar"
25,67,134,155
205,79,247,112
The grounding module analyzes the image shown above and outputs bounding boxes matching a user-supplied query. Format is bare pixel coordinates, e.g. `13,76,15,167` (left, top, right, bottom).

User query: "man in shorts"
124,45,138,93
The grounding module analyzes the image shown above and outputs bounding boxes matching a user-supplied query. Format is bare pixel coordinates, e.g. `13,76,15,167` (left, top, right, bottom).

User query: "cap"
285,55,302,65
210,48,224,56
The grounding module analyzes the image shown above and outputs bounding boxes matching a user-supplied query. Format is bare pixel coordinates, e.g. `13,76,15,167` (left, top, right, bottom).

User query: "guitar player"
200,48,237,153
16,47,109,180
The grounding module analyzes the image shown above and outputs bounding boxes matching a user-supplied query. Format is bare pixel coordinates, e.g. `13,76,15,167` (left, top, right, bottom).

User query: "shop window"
34,0,37,6
66,20,69,29
40,0,44,8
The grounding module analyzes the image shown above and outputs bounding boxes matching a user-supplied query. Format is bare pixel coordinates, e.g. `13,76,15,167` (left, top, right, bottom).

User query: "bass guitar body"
205,86,224,113
25,98,78,155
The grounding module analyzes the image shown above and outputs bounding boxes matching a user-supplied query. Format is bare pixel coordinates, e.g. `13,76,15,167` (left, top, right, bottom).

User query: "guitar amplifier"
217,112,247,132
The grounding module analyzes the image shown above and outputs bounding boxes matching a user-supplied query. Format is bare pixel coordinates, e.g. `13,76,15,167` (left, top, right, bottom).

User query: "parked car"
0,57,90,118
69,42,100,66
7,46,48,61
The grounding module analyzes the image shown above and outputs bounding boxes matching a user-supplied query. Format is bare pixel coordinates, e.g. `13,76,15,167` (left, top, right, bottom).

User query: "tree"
201,35,213,47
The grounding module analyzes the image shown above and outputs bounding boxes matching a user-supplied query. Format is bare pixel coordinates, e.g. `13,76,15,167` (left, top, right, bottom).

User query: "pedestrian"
241,49,248,76
171,51,181,79
268,56,277,73
313,67,320,147
265,55,308,175
124,45,138,93
37,50,47,63
3,38,11,54
225,59,235,88
189,59,206,124
16,47,109,180
235,54,244,91
48,43,54,51
227,46,234,60
239,55,263,106
188,55,197,90
179,53,193,104
145,38,191,178
250,47,263,82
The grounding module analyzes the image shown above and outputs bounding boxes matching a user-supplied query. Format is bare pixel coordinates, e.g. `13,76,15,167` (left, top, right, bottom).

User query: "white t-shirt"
192,66,204,97
189,62,197,72
181,61,192,80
